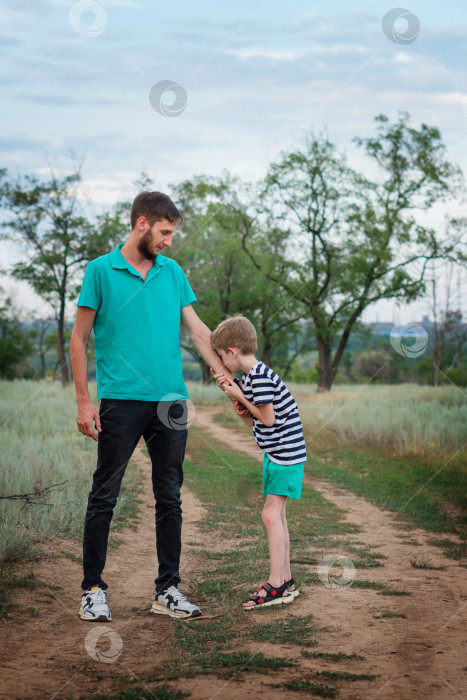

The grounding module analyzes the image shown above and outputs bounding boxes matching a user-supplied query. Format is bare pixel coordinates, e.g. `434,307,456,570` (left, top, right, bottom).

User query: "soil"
0,406,465,700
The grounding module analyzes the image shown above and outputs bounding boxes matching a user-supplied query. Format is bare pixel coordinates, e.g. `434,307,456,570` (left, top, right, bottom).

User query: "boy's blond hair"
211,315,258,355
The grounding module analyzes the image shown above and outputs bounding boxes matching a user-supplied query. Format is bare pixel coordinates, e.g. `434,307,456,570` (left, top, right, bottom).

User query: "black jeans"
81,398,187,594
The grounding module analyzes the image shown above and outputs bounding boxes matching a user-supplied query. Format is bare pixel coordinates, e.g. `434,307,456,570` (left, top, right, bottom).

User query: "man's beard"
136,231,156,261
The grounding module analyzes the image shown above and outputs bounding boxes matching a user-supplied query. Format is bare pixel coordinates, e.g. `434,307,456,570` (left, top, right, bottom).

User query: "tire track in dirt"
193,406,467,700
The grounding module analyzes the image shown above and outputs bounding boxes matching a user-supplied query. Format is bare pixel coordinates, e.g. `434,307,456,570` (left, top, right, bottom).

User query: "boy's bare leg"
281,498,292,583
243,494,289,607
262,494,288,586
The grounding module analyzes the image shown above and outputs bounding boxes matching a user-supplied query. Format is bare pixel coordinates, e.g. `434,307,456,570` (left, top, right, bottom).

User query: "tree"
0,166,94,384
441,313,467,385
354,350,392,382
243,113,466,391
0,296,35,379
429,260,467,386
28,316,54,378
171,174,302,380
0,162,130,385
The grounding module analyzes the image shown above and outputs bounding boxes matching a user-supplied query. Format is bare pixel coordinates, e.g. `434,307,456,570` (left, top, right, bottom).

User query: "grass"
152,651,296,681
163,426,381,694
185,380,228,405
249,614,320,647
112,423,381,695
6,379,462,696
212,380,467,554
410,558,446,570
425,537,467,561
0,380,142,565
316,670,378,681
301,651,365,661
273,678,338,697
182,427,367,611
88,683,189,700
0,570,61,619
295,382,467,457
60,550,83,565
174,620,235,653
211,381,467,456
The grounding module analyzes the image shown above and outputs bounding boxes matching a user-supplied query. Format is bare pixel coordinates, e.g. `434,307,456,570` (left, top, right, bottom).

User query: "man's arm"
181,305,234,382
70,306,102,441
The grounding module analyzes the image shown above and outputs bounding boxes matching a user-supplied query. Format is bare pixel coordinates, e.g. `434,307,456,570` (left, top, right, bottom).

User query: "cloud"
0,136,47,152
17,93,128,106
0,35,22,48
0,0,57,16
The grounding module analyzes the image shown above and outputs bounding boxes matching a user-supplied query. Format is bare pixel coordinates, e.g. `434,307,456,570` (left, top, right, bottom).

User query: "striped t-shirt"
240,361,307,466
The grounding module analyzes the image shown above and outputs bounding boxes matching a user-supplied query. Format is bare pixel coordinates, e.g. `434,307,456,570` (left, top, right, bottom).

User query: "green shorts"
262,454,305,500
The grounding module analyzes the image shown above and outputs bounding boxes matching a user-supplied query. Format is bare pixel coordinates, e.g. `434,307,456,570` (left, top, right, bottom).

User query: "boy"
211,315,306,609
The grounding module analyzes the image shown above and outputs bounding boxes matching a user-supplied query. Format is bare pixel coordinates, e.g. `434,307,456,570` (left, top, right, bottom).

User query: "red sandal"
285,577,300,599
243,581,293,610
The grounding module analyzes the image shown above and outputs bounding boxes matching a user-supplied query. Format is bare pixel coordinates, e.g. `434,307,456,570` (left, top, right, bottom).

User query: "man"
70,190,233,621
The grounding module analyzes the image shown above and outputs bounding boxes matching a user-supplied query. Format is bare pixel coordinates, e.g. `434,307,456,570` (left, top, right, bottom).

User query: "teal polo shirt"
77,243,197,401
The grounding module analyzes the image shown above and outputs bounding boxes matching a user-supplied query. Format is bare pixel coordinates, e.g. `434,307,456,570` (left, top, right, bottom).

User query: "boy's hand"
223,381,244,402
233,400,251,417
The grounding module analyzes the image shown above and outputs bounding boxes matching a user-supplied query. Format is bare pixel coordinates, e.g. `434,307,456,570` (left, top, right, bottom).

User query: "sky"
1,0,467,323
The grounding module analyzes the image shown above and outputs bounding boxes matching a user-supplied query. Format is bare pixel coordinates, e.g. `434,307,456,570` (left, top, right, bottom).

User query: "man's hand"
77,400,102,441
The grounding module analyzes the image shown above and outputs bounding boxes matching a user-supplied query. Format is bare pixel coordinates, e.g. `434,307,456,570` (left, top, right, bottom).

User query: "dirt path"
0,443,211,700
193,407,467,700
0,412,466,700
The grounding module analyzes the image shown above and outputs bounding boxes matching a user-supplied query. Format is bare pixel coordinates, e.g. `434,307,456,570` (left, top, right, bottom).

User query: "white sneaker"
80,586,112,621
151,586,201,619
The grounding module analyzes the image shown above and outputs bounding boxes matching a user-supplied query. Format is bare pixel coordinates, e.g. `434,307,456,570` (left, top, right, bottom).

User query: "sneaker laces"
86,588,106,604
166,586,188,603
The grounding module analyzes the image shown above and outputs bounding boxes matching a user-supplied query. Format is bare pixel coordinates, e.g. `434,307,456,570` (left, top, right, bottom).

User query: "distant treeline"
4,315,466,387
1,111,466,390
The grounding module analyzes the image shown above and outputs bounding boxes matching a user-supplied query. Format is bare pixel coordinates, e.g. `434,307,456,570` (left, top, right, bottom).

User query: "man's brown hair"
211,315,258,355
130,191,183,230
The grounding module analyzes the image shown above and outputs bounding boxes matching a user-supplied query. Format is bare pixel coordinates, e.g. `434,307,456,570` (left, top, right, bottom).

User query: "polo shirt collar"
110,242,168,271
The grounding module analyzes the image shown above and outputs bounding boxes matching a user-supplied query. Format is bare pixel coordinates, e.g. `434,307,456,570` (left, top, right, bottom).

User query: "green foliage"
249,614,320,647
170,173,307,376
273,679,338,697
0,297,35,378
243,112,466,389
0,167,135,383
2,112,466,392
353,350,392,382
